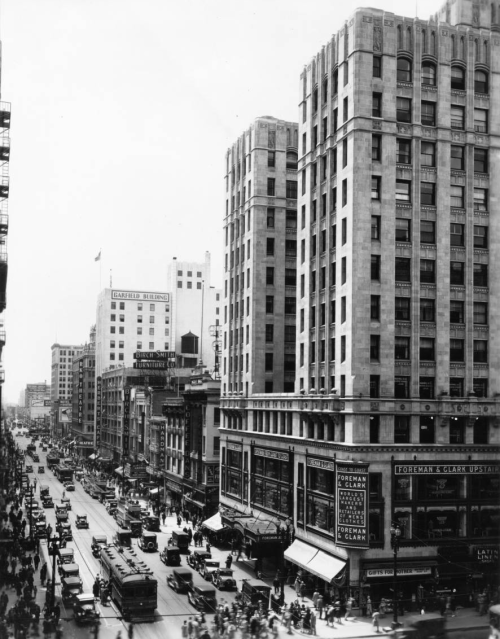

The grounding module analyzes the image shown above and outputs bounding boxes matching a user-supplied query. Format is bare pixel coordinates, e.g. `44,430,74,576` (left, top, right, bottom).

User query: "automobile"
55,510,69,524
73,594,99,624
47,443,53,448
91,534,107,558
187,550,212,570
58,547,75,567
32,454,40,462
61,576,83,607
64,483,75,492
187,584,217,612
26,499,40,510
143,515,161,532
166,568,193,594
61,497,72,510
25,465,33,473
59,563,82,586
199,559,220,581
240,579,272,608
41,496,54,508
137,531,158,552
140,508,150,519
212,568,237,591
31,509,46,524
75,515,89,529
38,466,45,474
35,521,47,539
56,522,73,541
113,529,132,548
159,545,181,567
40,485,50,498
105,500,118,515
75,470,84,481
170,529,190,553
42,446,47,452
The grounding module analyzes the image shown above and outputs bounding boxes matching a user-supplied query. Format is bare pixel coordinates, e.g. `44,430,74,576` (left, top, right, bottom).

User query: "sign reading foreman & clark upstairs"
394,464,500,475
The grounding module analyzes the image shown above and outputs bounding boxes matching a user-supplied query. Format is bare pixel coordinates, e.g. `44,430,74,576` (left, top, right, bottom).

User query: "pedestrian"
128,622,134,639
366,595,373,617
310,608,317,635
40,562,47,586
273,574,281,596
317,594,324,619
116,632,122,639
372,610,381,633
93,578,100,600
162,512,166,526
312,589,319,608
53,602,60,625
344,596,354,620
33,552,40,571
181,620,189,639
206,541,211,553
187,616,193,639
300,580,306,601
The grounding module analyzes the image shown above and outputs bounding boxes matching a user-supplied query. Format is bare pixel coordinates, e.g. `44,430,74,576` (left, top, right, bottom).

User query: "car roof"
59,548,74,555
93,535,107,542
60,563,79,571
173,568,192,576
143,531,156,537
62,576,81,586
194,585,216,594
76,594,94,603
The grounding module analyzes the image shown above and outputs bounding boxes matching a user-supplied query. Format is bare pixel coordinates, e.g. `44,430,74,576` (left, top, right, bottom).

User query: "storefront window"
470,475,500,500
394,508,412,539
306,495,334,533
369,507,383,541
227,470,242,497
417,475,465,500
309,467,335,494
394,477,412,501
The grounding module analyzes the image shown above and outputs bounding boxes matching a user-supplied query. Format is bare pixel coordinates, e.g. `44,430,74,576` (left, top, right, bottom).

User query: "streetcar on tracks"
100,545,157,620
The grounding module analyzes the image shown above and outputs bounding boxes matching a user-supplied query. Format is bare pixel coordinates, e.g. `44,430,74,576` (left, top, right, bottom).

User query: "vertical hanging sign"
78,360,84,426
184,406,191,479
95,376,102,451
336,461,369,549
123,387,130,458
159,422,166,472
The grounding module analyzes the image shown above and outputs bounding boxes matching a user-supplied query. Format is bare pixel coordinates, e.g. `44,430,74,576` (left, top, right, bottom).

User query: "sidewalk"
159,512,490,638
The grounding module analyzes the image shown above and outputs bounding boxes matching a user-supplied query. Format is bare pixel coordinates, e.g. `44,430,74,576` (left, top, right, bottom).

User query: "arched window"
475,69,488,93
397,58,412,82
406,26,412,49
286,151,298,170
422,62,436,86
397,25,403,49
451,66,466,90
431,31,436,56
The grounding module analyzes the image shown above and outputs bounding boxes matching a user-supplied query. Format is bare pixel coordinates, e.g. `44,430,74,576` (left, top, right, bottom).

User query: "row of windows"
224,352,295,374
377,138,490,170
385,258,489,287
110,314,169,324
110,302,170,312
109,343,169,359
305,297,488,327
111,326,170,336
370,336,489,363
373,93,487,132
392,58,489,93
369,414,489,445
266,178,298,199
373,177,488,209
385,220,487,248
177,270,202,277
178,281,203,289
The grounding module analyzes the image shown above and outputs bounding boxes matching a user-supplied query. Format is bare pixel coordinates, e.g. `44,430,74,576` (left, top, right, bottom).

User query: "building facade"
220,0,500,609
222,116,299,396
51,344,84,402
70,327,96,457
167,252,222,372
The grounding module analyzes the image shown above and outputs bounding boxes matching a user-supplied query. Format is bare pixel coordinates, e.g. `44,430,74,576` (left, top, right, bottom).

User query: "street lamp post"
390,523,402,630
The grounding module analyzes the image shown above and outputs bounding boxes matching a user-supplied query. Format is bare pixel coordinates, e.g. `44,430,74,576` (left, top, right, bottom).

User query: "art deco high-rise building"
220,0,500,608
222,116,299,396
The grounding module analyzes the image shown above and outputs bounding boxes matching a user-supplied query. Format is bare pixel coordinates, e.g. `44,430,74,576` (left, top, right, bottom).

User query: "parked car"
212,568,237,591
58,548,75,566
188,585,217,612
137,531,158,552
91,534,107,558
105,500,117,515
160,545,181,566
61,576,83,607
167,568,193,594
56,522,72,541
199,559,220,581
73,594,99,624
187,550,212,570
59,563,82,586
35,521,47,539
75,515,89,529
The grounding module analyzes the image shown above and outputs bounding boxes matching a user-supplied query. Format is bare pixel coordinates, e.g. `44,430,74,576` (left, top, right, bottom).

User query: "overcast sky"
2,0,439,403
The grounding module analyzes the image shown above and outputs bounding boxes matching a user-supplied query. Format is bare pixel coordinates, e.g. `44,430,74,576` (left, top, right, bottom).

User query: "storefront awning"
284,539,346,583
284,539,318,567
115,467,124,476
202,513,225,532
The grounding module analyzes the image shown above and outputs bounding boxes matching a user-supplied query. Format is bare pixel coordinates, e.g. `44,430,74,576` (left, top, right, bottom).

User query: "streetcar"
100,545,157,619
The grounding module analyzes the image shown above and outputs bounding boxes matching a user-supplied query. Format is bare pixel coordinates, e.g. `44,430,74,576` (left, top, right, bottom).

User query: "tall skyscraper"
220,0,500,607
222,116,299,396
51,343,84,402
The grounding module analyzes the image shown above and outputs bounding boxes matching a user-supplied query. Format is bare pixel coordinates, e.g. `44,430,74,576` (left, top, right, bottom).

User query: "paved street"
1,437,492,639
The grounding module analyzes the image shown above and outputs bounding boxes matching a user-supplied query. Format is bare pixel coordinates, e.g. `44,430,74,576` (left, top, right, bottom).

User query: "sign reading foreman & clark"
394,463,500,475
336,462,369,549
